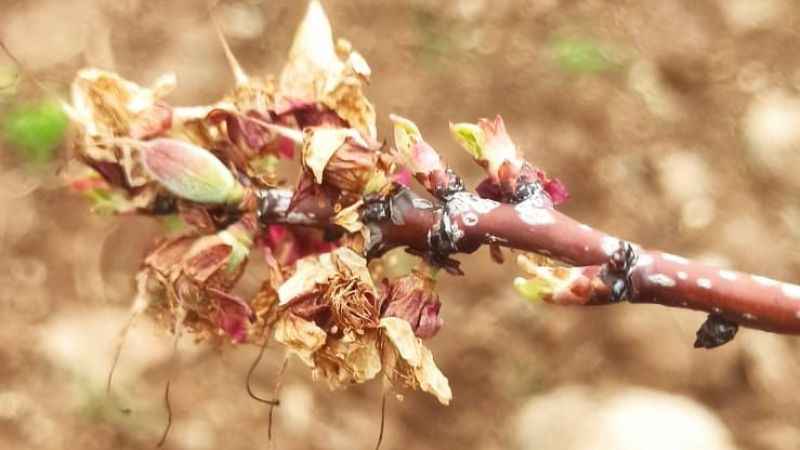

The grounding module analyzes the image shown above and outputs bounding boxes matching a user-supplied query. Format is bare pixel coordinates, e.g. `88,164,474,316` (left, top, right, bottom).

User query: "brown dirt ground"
1,1,800,449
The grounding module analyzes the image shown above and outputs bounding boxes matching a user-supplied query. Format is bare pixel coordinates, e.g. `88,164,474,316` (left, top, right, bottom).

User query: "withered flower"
382,272,444,339
138,215,258,343
300,126,390,196
278,247,380,334
64,69,177,209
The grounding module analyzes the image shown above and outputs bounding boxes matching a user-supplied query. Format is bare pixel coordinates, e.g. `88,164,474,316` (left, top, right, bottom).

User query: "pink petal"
544,178,570,205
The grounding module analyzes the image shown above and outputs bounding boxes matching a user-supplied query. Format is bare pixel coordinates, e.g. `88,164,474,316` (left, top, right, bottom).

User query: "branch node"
510,176,549,206
603,240,638,303
432,169,465,201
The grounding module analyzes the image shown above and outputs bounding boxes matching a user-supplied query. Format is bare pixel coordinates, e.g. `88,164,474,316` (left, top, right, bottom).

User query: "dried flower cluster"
63,0,800,413
61,0,513,404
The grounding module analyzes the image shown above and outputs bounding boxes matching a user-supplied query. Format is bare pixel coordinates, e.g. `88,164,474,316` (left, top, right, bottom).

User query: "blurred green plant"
2,99,68,165
549,37,621,74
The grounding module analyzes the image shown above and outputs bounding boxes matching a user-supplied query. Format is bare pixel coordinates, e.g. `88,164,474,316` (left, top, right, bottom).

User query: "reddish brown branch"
257,188,800,335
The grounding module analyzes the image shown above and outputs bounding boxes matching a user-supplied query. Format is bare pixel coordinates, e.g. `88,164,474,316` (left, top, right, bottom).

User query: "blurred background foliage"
1,1,800,449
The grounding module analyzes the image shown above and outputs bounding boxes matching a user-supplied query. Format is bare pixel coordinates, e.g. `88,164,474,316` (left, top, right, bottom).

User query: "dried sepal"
333,199,364,233
321,43,377,140
66,68,176,137
323,141,390,195
279,0,342,101
65,69,177,202
380,317,452,405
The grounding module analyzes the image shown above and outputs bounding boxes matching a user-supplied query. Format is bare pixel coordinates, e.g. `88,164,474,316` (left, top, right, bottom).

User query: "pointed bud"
451,115,521,181
513,263,586,305
389,114,444,176
513,276,554,303
449,122,485,160
141,138,244,204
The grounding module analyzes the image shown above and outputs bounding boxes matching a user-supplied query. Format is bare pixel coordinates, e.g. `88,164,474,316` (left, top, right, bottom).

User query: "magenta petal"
415,302,443,339
544,178,569,205
475,178,503,201
275,136,296,159
391,167,412,187
208,288,252,343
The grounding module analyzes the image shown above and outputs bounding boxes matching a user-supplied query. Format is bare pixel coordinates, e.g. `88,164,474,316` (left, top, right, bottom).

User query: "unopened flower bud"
141,138,244,204
449,122,485,160
390,114,444,176
451,115,520,181
512,276,554,303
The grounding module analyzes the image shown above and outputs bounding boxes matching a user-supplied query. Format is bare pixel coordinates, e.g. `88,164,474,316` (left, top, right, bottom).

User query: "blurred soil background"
2,0,800,449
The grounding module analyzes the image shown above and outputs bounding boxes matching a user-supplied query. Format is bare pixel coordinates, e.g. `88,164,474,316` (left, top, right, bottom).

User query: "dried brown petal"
274,313,327,367
380,317,452,405
382,273,443,339
278,1,377,139
312,331,381,388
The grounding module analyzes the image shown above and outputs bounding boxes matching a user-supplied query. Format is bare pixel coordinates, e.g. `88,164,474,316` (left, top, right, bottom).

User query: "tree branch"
257,187,800,335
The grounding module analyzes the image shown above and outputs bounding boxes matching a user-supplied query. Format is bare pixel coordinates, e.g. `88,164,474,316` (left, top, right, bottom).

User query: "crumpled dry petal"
301,127,367,184
382,273,443,339
139,216,257,342
312,331,381,388
277,247,379,336
380,317,452,405
274,312,328,367
278,1,376,139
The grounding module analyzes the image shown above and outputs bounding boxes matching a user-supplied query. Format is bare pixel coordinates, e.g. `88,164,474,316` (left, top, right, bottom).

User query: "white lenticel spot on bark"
752,275,779,286
781,283,800,299
719,270,737,281
601,236,620,256
648,274,676,287
697,278,712,289
515,203,555,226
662,253,689,264
636,254,654,267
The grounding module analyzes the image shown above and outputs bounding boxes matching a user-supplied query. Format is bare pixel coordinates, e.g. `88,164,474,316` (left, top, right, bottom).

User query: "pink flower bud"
141,138,244,204
390,114,444,176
